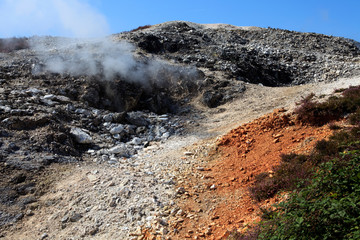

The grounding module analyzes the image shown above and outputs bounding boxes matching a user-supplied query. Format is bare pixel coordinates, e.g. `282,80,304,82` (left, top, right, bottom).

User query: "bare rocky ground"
0,21,360,239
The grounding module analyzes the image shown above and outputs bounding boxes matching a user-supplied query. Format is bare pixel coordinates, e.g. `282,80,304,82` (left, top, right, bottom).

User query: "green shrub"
258,151,360,240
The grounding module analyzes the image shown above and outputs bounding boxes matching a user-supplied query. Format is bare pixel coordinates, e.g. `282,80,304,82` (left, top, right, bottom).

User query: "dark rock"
19,196,36,205
16,183,36,195
0,130,10,137
0,211,23,226
5,116,50,130
112,112,127,123
80,86,100,106
38,155,56,166
0,187,18,205
69,212,82,222
7,142,19,152
202,91,223,108
119,21,360,90
126,112,149,126
138,35,163,53
10,173,26,184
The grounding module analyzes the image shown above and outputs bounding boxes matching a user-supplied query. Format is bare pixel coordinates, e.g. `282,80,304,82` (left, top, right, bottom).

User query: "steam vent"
1,21,360,239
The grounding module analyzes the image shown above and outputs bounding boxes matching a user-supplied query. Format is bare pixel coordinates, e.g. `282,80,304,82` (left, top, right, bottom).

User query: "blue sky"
0,0,359,41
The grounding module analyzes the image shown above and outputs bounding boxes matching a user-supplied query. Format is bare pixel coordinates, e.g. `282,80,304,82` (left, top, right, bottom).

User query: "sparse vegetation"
328,122,341,130
249,153,311,201
0,37,29,53
295,86,360,125
129,25,152,32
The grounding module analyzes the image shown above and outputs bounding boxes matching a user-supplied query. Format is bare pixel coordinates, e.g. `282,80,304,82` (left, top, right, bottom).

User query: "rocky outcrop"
118,21,360,87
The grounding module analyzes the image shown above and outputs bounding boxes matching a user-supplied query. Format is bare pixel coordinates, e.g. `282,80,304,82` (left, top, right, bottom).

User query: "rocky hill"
117,21,360,106
0,21,360,239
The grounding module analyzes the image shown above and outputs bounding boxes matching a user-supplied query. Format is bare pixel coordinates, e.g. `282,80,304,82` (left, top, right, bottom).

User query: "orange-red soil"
167,109,333,239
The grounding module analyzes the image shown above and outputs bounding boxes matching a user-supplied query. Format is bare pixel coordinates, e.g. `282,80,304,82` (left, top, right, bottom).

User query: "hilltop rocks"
119,21,360,88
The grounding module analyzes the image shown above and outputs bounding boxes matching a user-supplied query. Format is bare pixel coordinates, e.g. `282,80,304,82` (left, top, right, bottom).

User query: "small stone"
26,210,34,216
55,95,71,103
109,198,117,207
176,209,184,216
69,212,82,222
158,218,168,226
86,226,98,236
70,127,92,144
176,187,186,195
110,125,124,134
41,99,57,106
184,151,194,156
159,227,168,235
8,142,19,151
87,174,97,182
61,215,69,223
273,133,283,138
130,137,142,145
108,144,128,155
103,113,114,122
40,233,48,239
210,184,216,190
129,226,142,236
119,187,131,198
43,94,54,100
113,133,121,139
162,132,170,139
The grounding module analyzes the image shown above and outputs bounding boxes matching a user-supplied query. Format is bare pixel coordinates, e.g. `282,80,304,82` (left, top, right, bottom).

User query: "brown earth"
165,109,334,240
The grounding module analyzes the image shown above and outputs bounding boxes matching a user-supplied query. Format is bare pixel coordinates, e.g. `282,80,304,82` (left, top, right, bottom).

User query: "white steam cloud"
31,37,200,88
0,0,109,38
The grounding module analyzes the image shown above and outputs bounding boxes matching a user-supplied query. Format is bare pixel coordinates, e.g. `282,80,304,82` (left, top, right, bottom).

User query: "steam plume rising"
30,37,200,89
